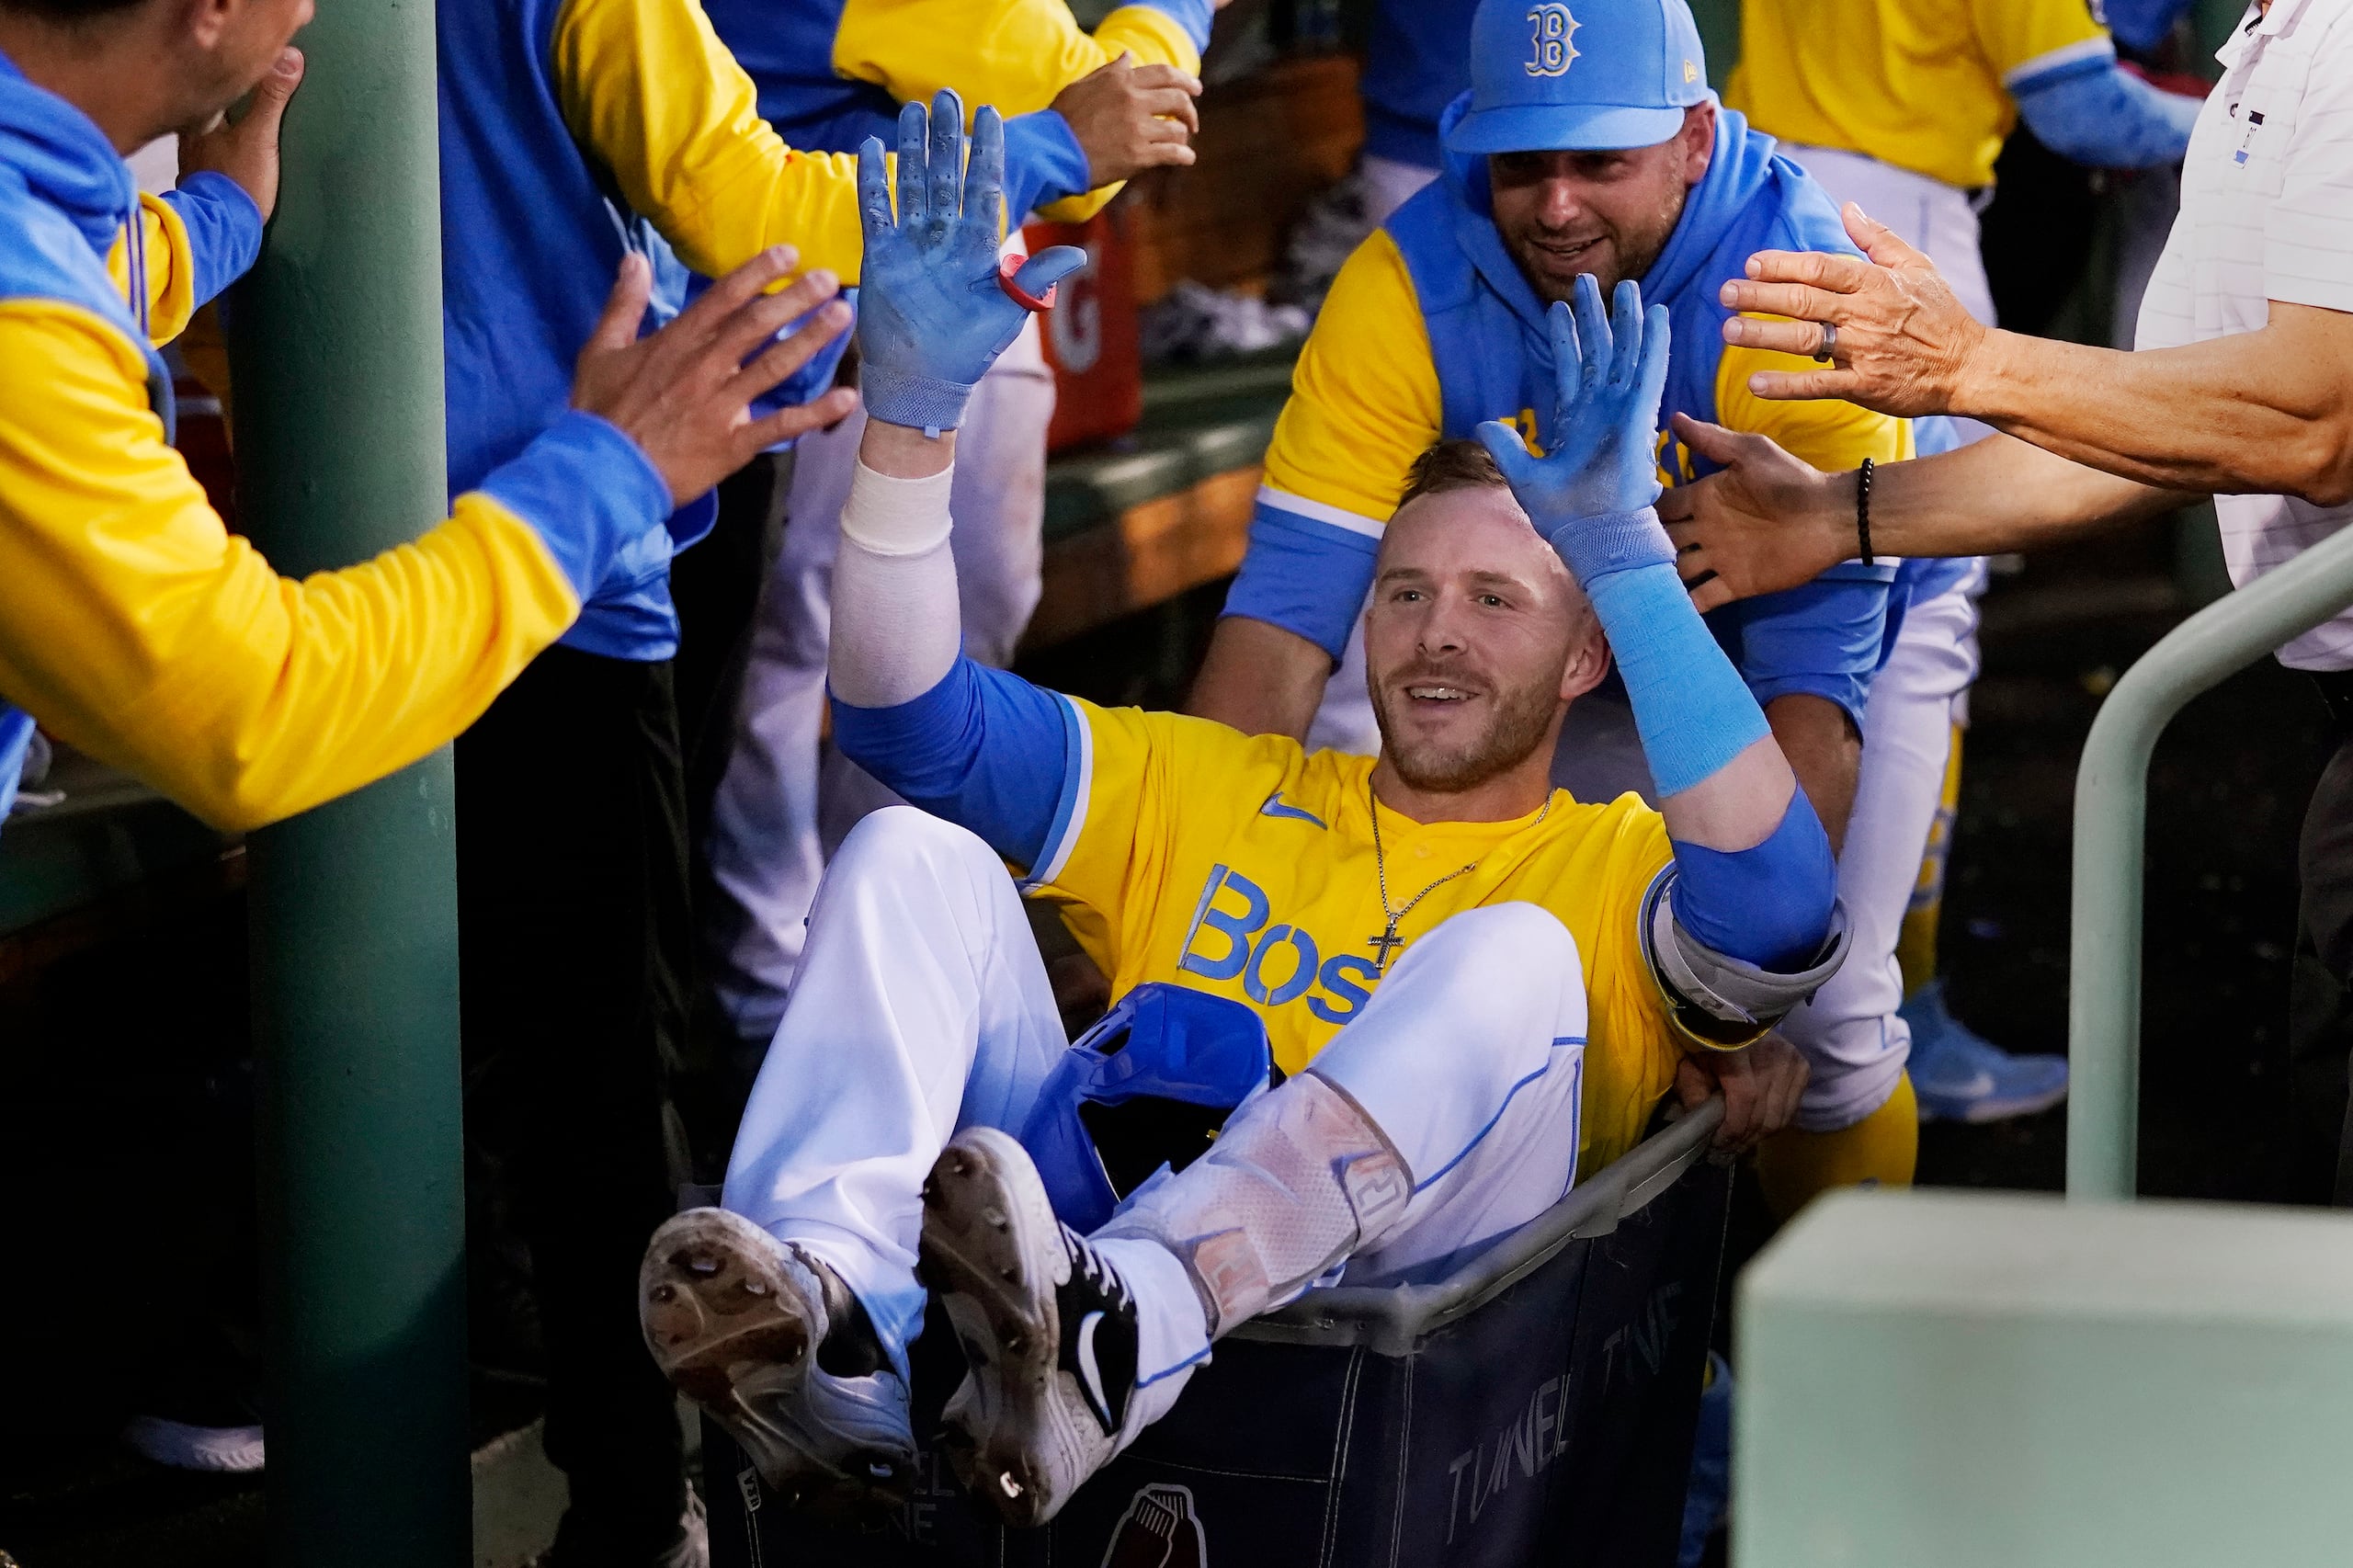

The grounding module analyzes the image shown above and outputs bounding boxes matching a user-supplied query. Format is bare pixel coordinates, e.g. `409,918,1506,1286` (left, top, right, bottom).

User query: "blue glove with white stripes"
856,90,1086,437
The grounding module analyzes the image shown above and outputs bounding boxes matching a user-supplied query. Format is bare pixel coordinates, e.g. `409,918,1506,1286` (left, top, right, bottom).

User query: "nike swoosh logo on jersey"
1257,790,1327,828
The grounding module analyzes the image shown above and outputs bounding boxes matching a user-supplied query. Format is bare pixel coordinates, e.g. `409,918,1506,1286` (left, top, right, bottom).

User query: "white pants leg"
1780,582,1982,1129
702,325,1056,1040
721,807,1071,1370
1108,902,1593,1426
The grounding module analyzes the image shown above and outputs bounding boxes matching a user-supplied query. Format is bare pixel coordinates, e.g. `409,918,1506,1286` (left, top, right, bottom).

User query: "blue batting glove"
1474,275,1676,586
856,90,1086,437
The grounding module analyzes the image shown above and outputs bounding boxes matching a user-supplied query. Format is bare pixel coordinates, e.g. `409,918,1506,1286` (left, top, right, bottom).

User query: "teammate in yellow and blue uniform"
1186,0,1916,1189
1731,0,2198,196
700,0,1207,199
638,106,1834,1521
1189,0,1909,795
0,36,816,843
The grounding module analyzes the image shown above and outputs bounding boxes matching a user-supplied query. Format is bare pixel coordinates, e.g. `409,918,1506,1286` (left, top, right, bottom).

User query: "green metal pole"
2068,521,2353,1201
225,0,468,1560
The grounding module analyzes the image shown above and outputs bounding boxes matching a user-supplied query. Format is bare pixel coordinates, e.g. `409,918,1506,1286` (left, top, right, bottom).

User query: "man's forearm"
1870,433,2191,557
1185,616,1333,740
1956,306,2353,506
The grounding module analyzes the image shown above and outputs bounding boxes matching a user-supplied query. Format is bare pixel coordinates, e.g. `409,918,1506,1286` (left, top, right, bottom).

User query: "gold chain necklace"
1364,780,1552,972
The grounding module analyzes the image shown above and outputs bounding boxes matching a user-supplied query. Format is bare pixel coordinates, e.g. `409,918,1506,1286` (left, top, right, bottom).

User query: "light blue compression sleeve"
829,656,1074,869
2014,64,2200,169
1669,790,1836,971
1542,506,1770,800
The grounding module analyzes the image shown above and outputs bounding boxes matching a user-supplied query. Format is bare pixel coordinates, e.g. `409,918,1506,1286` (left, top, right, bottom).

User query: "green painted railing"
2069,520,2353,1201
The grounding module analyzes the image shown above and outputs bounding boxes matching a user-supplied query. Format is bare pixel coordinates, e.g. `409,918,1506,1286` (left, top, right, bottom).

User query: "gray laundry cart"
704,1097,1732,1568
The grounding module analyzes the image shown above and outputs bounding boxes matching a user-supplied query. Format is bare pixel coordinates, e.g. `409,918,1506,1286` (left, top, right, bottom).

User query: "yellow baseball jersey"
1025,699,1685,1176
1728,0,2115,189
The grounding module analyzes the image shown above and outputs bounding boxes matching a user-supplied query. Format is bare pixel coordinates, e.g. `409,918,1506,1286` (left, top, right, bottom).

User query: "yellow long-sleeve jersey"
0,97,661,832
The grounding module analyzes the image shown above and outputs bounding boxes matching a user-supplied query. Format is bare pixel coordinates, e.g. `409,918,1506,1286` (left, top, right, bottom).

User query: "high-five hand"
1473,274,1674,580
856,91,1086,437
1717,203,1990,415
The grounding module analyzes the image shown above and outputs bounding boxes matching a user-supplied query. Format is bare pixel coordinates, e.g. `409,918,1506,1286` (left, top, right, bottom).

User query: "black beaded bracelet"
1856,456,1876,567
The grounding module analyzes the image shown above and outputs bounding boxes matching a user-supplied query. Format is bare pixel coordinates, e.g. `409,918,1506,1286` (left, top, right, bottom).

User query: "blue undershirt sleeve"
1668,790,1837,971
160,171,264,311
1710,569,1892,734
829,656,1074,869
1220,501,1382,664
2014,62,2200,169
1003,109,1092,221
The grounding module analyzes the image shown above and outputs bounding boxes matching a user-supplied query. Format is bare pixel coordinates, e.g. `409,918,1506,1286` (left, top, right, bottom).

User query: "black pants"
2290,675,2353,1205
457,648,691,1559
668,451,793,1175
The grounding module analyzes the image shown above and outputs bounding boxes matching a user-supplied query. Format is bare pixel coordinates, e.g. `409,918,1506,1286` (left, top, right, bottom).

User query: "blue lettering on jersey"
1178,864,1270,982
1308,954,1381,1025
1178,866,1388,1026
1245,925,1322,1006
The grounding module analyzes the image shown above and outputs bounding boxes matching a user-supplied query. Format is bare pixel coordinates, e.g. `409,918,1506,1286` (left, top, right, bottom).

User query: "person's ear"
1681,102,1716,188
1558,614,1611,703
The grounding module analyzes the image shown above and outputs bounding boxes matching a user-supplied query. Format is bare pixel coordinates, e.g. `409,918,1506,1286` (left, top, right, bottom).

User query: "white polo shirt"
2134,0,2353,670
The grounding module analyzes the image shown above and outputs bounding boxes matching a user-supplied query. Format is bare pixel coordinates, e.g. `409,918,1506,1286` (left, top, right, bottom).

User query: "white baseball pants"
703,326,1056,1044
721,807,1592,1409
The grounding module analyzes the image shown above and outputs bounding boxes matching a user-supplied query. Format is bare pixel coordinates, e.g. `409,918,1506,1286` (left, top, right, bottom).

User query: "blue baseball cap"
1448,0,1711,155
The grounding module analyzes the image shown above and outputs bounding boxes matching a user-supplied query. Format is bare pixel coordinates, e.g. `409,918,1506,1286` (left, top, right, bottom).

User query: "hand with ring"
1714,202,1994,416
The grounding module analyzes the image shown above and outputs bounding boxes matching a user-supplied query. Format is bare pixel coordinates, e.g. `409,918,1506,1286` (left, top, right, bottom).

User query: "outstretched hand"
1474,274,1673,550
1717,202,1991,415
1656,413,1854,612
572,247,857,505
856,90,1086,435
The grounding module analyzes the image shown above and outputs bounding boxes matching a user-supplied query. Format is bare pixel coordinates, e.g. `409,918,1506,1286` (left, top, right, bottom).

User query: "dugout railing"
2069,518,2353,1199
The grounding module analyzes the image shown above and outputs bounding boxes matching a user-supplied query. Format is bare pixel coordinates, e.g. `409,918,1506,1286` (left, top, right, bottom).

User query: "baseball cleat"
920,1126,1141,1528
639,1207,915,1517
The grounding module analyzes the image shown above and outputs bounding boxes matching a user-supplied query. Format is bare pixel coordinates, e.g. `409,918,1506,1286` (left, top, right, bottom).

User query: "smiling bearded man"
631,101,1840,1533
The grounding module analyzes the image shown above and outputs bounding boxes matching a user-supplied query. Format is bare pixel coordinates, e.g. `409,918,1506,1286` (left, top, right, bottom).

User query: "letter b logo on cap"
1524,3,1579,76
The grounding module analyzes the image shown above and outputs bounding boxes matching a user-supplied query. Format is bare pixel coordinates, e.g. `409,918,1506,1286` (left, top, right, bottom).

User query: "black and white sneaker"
639,1208,915,1517
920,1126,1141,1528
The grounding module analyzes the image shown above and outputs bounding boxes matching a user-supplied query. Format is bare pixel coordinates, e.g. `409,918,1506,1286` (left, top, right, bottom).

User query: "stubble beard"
1370,666,1563,795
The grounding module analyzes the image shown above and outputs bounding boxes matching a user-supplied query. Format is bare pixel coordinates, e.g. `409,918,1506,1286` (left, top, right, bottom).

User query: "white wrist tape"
828,459,961,710
839,459,953,556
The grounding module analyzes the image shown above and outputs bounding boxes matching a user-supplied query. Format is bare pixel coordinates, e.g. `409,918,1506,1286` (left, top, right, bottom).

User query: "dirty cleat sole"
920,1127,1122,1528
639,1208,909,1515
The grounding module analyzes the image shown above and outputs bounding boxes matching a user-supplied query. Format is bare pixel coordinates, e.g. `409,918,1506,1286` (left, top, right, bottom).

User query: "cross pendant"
1367,924,1407,972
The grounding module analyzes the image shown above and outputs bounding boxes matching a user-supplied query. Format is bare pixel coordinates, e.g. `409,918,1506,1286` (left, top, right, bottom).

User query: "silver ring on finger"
1813,320,1837,364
